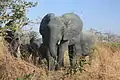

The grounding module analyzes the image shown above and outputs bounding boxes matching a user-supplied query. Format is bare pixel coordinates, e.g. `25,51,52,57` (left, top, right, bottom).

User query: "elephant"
4,29,40,60
29,37,43,54
14,31,40,59
39,12,83,70
9,31,33,59
4,29,21,58
29,37,43,65
68,30,96,67
17,37,44,65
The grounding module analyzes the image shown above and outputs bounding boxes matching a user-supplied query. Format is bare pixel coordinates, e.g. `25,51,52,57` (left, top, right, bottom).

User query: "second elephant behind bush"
68,30,96,67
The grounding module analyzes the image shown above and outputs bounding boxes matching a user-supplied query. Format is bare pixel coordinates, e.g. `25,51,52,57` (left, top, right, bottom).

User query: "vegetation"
64,59,88,76
105,42,120,49
16,73,34,80
1,33,120,80
0,0,38,35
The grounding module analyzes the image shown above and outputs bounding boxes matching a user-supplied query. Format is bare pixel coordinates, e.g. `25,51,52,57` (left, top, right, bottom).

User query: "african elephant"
39,12,83,70
4,29,21,58
29,37,43,65
68,30,96,67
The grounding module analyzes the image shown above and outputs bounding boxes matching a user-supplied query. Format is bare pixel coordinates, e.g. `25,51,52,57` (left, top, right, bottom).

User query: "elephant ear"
62,19,81,41
82,30,97,47
40,13,55,35
62,20,73,40
62,13,83,40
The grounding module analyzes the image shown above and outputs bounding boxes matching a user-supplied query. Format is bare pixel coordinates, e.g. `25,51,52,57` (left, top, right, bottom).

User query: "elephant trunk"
48,26,61,60
48,38,58,70
49,37,58,59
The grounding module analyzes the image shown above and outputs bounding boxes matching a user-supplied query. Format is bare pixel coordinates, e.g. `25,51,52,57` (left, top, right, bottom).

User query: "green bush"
16,73,34,80
105,42,120,49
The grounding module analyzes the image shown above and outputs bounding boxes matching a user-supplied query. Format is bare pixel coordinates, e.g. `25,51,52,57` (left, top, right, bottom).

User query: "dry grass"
70,42,120,80
0,40,120,80
0,40,48,80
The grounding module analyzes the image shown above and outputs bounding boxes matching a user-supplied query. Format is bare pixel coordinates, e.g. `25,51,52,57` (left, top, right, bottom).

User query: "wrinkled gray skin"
30,38,43,54
68,30,96,66
80,31,96,56
19,37,44,65
40,13,83,70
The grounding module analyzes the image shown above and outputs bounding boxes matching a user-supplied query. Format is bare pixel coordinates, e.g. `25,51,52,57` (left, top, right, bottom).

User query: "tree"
0,0,38,35
29,31,38,39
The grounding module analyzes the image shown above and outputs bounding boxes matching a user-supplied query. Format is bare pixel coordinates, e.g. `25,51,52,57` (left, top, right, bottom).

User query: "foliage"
0,0,38,35
21,50,31,61
63,58,89,78
103,42,120,49
16,73,34,80
29,31,38,39
62,46,98,78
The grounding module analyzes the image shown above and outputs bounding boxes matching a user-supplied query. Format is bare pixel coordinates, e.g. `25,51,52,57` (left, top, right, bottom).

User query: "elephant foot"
47,57,56,71
55,65,62,70
55,62,64,70
48,66,56,71
48,62,56,71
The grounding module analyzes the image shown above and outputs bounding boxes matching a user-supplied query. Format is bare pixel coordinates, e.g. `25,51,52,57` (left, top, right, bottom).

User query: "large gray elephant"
39,12,83,70
68,30,96,66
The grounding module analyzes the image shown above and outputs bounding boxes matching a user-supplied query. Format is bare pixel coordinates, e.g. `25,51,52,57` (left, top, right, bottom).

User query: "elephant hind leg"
68,45,73,66
68,45,77,67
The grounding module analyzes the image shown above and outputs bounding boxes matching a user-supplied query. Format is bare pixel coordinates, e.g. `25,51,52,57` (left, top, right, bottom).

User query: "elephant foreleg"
46,48,56,71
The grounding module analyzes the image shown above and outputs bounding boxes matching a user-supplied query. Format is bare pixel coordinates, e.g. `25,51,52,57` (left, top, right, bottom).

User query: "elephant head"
40,13,65,58
80,30,96,56
4,29,21,58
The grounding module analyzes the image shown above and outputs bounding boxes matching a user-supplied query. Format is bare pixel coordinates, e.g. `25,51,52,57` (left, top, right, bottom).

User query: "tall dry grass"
0,39,48,80
69,42,120,80
0,40,120,80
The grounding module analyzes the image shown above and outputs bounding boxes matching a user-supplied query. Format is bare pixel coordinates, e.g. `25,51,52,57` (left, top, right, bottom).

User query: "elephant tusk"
57,40,61,45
